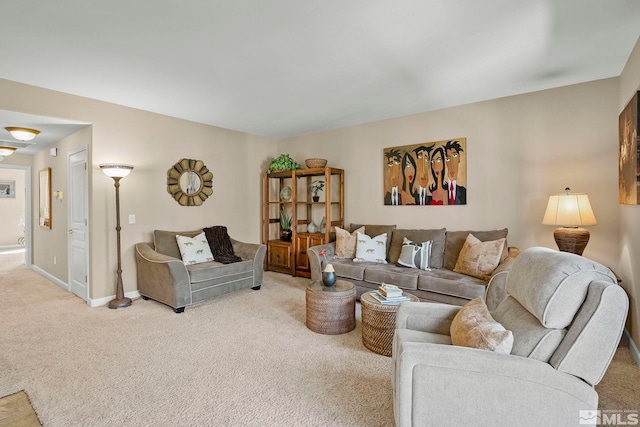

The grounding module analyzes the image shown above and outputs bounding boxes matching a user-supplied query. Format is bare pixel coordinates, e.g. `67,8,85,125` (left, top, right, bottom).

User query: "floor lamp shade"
542,188,597,255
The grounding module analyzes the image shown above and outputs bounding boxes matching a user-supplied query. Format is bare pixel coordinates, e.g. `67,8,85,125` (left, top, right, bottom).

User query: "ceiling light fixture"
5,127,40,141
0,146,17,156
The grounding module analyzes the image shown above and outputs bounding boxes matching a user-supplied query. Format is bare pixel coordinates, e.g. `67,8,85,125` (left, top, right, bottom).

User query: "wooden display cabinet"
262,167,344,277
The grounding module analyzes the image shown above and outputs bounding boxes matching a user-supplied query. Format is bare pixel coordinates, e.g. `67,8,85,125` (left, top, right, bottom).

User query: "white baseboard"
89,290,141,308
623,329,640,368
32,265,69,291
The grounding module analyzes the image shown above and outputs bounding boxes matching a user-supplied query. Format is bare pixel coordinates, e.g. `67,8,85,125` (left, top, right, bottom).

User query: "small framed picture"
0,180,15,198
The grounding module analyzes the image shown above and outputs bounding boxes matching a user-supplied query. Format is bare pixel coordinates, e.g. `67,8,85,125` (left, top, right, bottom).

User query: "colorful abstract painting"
384,138,467,206
619,91,640,205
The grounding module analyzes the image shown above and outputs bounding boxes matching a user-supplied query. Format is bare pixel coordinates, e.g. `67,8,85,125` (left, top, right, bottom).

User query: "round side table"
361,291,419,356
306,280,356,335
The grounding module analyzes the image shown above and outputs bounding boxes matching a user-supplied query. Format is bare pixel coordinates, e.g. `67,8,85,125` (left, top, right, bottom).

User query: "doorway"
67,147,89,302
0,165,31,269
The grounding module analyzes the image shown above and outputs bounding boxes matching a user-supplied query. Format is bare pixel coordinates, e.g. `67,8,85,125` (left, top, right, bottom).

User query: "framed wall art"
619,91,639,205
384,138,467,206
0,180,15,198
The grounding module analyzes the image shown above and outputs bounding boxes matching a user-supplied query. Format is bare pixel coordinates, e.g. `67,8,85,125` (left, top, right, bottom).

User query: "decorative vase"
307,222,318,233
281,229,292,242
322,264,336,286
319,216,326,233
312,195,320,202
322,271,336,287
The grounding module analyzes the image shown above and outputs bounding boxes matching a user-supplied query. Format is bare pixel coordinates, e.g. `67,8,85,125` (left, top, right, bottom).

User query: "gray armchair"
392,247,628,427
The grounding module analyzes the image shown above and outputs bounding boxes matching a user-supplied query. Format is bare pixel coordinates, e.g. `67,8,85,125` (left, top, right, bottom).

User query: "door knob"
68,229,73,234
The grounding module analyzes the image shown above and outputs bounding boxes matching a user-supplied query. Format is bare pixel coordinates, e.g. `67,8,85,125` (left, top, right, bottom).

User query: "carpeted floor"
0,254,638,426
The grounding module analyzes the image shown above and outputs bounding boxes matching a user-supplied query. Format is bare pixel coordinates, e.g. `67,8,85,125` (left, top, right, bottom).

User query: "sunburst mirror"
167,158,213,206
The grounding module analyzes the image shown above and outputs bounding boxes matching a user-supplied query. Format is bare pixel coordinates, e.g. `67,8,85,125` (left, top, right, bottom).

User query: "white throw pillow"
176,232,214,265
353,232,387,264
397,237,432,270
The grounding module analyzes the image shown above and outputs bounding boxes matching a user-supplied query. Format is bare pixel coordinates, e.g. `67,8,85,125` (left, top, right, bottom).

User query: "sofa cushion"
354,232,388,263
506,247,616,329
450,297,514,354
363,264,420,290
350,224,396,259
334,226,364,258
397,238,432,270
154,229,202,259
176,232,215,265
453,234,506,280
491,295,566,362
444,229,508,271
417,269,487,300
388,228,446,268
331,259,367,281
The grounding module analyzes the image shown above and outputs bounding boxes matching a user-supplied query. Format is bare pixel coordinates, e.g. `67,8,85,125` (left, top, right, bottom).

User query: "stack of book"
371,283,411,305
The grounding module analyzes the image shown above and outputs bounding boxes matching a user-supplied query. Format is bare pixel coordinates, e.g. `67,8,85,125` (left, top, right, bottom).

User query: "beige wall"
0,167,26,246
278,78,620,268
0,78,275,301
619,37,640,346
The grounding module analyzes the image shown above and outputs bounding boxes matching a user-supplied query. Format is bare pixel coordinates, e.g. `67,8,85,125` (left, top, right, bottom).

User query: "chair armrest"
134,243,191,309
396,301,461,335
394,343,597,427
230,238,266,286
308,242,336,282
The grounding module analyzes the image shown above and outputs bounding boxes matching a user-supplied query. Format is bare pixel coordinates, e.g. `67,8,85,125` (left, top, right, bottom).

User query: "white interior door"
68,148,89,302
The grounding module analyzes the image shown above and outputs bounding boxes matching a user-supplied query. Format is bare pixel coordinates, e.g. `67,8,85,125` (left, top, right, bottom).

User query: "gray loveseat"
392,247,628,426
308,224,519,306
135,229,266,313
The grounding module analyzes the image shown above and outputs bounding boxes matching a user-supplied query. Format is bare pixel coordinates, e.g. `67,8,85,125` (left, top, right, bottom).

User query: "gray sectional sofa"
135,229,266,312
308,224,519,306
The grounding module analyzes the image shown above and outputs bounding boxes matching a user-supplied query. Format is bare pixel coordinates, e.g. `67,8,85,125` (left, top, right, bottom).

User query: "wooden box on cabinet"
267,240,292,274
295,233,326,278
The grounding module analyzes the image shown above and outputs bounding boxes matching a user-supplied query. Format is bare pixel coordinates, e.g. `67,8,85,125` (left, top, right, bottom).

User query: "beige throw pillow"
450,297,514,354
335,226,365,258
453,234,506,280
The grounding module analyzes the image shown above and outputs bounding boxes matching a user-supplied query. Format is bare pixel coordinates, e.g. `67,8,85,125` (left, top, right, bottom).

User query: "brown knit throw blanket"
203,226,242,264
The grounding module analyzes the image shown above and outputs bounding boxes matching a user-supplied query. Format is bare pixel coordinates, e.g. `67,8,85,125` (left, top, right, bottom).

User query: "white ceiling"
0,0,639,143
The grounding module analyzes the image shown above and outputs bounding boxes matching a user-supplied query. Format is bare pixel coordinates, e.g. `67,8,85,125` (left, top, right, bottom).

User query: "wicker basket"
305,158,327,168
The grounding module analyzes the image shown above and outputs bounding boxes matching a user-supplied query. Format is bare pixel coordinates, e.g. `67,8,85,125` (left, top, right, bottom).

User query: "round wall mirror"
167,158,213,206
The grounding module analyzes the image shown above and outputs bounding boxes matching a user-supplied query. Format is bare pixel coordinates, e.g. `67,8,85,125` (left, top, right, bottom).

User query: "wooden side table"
306,280,356,335
361,291,419,356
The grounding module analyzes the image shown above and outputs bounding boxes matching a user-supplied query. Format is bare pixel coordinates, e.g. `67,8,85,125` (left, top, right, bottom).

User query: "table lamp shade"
542,193,597,226
542,190,596,255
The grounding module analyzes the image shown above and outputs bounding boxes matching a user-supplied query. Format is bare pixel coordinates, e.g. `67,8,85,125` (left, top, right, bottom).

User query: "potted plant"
310,180,325,202
267,154,302,174
280,206,292,241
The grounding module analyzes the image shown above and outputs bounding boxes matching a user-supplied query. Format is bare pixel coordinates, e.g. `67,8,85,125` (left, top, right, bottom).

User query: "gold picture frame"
39,167,51,228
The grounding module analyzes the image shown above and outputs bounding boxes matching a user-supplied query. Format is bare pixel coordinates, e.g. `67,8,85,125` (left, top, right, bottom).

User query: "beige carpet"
0,258,638,426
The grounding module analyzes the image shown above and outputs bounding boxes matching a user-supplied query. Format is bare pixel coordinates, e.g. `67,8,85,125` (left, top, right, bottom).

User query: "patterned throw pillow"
176,232,214,265
335,226,365,258
353,232,387,263
397,237,432,270
450,297,513,354
453,234,506,280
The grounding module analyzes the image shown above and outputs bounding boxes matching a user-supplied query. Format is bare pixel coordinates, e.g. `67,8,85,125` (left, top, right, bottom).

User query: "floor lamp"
100,163,134,309
542,187,597,256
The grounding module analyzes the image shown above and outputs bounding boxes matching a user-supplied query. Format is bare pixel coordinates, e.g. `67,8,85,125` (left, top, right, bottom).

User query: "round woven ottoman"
361,291,419,356
306,280,356,335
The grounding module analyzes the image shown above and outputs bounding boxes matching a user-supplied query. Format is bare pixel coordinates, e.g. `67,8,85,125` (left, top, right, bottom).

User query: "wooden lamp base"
553,227,590,256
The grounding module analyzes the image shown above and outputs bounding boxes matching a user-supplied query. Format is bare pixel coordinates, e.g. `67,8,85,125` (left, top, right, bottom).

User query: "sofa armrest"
396,301,461,335
134,243,191,309
308,242,336,282
485,246,520,311
394,343,597,427
230,238,266,286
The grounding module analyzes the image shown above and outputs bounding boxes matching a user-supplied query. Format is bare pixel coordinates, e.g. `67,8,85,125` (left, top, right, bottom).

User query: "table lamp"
542,188,597,255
